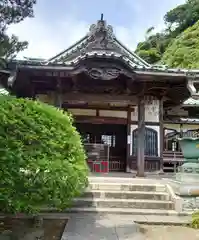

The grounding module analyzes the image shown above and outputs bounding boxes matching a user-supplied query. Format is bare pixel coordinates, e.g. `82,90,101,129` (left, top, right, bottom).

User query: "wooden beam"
126,106,132,172
62,93,137,104
54,78,62,108
62,103,135,111
74,116,127,125
137,97,145,177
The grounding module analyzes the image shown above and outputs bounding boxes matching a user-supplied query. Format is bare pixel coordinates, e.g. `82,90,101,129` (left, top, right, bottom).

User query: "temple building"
1,17,199,176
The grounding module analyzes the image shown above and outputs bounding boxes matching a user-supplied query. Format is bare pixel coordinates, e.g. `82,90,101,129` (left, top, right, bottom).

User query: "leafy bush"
190,211,199,229
0,95,89,214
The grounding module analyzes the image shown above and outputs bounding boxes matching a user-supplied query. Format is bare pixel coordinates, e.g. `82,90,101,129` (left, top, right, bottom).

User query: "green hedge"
0,95,89,214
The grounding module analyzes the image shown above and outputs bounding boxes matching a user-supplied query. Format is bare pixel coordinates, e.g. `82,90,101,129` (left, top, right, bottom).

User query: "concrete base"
169,180,199,196
175,172,199,183
171,172,199,196
168,179,199,212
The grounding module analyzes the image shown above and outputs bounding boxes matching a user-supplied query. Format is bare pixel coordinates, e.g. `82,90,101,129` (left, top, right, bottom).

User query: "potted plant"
0,95,89,239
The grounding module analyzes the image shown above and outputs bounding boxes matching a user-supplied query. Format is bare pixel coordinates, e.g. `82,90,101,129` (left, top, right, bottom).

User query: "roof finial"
100,13,104,21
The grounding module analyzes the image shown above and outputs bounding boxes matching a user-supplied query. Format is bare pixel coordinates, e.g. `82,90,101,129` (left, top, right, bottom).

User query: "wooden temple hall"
2,16,199,176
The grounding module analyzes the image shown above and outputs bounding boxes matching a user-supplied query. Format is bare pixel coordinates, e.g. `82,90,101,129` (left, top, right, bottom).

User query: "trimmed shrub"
0,95,89,214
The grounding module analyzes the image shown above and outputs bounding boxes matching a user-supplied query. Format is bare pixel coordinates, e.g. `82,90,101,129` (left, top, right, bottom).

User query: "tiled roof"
0,87,9,95
180,118,199,123
47,19,151,68
183,97,199,106
10,18,199,78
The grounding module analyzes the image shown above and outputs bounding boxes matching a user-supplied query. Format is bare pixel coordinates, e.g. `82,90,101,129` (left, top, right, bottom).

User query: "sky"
7,0,186,60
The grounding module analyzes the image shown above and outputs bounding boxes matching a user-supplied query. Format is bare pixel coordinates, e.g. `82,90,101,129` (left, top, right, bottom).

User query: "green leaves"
0,96,89,214
135,0,199,65
164,0,199,35
0,34,28,60
162,20,199,68
0,0,36,31
189,211,199,229
0,0,36,67
136,48,161,64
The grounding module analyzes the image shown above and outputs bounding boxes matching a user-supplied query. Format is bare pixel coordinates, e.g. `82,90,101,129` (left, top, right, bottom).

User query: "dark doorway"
76,123,127,172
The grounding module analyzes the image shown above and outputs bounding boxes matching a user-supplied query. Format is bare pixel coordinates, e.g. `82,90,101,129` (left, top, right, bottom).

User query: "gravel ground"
140,225,199,240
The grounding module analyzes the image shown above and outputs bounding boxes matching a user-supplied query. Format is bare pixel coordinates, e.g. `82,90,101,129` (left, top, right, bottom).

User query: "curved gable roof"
47,19,151,68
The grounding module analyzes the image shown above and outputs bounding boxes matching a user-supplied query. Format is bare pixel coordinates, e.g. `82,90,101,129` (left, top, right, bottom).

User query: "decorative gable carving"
87,20,115,50
86,67,120,80
56,20,128,63
49,18,151,68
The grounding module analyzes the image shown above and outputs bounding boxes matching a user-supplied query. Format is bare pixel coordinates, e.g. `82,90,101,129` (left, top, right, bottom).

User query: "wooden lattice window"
101,135,116,147
132,127,158,157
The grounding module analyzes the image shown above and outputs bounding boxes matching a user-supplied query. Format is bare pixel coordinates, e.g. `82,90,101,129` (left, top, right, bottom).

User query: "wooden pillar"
159,98,164,173
137,97,145,177
126,106,132,172
54,78,62,108
30,83,36,100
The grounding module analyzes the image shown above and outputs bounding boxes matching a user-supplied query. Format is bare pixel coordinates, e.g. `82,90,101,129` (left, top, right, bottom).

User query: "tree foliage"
0,0,36,66
162,20,199,68
0,34,28,60
0,0,36,31
135,29,171,64
164,0,199,36
0,95,88,214
135,0,199,67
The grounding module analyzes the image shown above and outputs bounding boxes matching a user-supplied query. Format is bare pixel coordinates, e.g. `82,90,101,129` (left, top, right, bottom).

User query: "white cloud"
7,15,139,59
7,16,89,59
6,0,187,59
122,0,187,47
114,26,135,50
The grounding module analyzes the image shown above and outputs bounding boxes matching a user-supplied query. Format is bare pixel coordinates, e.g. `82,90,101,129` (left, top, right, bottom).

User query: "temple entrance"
76,123,127,172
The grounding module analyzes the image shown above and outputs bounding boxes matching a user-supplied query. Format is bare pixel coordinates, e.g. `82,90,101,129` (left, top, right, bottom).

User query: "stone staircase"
68,178,177,215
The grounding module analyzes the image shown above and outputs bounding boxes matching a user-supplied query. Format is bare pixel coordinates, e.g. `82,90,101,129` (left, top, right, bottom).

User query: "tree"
162,20,199,69
135,29,170,64
164,0,199,36
0,0,36,67
145,26,155,37
135,0,199,65
0,95,88,214
135,48,161,64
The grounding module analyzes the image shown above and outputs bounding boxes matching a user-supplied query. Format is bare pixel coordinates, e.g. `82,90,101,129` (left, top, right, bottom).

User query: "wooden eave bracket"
187,75,199,99
7,71,17,87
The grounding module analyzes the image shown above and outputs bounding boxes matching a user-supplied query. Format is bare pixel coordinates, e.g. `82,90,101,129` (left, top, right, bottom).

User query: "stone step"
72,198,174,210
66,207,187,216
88,183,166,192
81,190,170,200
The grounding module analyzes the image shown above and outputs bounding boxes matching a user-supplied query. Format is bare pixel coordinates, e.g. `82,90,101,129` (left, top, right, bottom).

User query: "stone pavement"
61,213,191,240
61,213,144,240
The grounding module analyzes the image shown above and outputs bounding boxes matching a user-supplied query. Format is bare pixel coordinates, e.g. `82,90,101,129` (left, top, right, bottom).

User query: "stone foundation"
168,178,199,212
182,196,199,211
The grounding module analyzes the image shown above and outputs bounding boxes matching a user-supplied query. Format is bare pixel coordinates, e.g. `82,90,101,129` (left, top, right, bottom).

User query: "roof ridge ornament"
48,16,152,68
87,17,114,50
